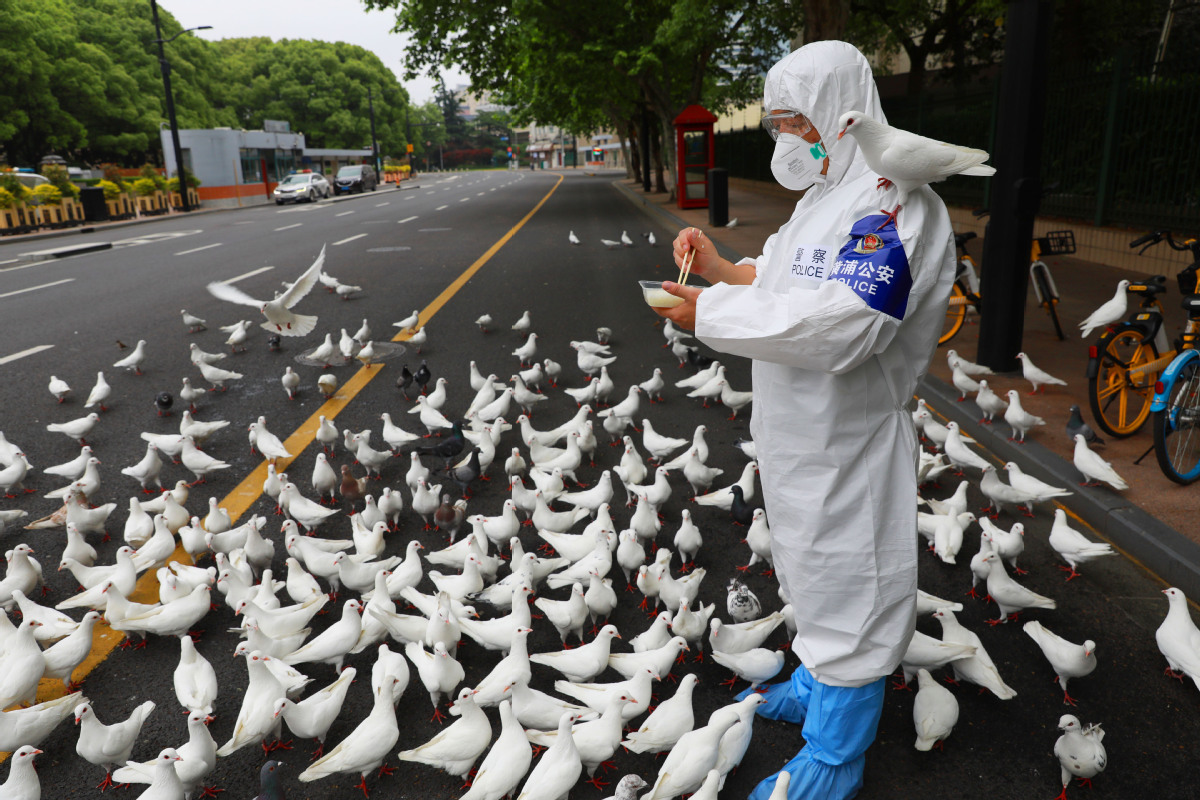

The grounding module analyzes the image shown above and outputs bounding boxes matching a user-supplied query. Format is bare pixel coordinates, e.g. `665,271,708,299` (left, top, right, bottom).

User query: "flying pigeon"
206,245,326,336
836,110,994,228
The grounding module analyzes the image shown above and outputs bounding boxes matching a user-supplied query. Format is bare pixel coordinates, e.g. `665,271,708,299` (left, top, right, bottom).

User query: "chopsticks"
677,246,696,286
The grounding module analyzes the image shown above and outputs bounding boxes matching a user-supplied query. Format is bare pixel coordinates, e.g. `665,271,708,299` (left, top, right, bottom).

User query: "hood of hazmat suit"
695,41,957,687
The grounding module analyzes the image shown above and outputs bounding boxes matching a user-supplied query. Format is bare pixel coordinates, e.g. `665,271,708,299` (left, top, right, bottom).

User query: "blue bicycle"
1134,232,1200,484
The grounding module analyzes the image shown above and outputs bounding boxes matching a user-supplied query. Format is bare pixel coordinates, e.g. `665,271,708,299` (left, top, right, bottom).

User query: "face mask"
770,132,828,191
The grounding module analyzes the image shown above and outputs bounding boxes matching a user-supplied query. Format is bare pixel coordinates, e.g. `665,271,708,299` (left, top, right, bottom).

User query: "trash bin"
79,186,109,222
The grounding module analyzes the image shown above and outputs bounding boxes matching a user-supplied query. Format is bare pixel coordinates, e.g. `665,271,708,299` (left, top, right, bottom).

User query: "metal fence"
714,56,1200,233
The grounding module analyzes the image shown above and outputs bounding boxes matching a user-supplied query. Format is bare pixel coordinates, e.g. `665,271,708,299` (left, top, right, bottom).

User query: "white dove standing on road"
206,245,326,336
950,364,980,400
620,230,634,246
943,421,990,473
932,608,1017,699
1078,280,1130,338
1048,509,1116,580
912,667,958,751
1,745,42,800
1054,715,1106,798
974,380,1008,423
1023,620,1097,705
48,375,71,402
1017,351,1068,394
1156,587,1200,691
1004,390,1047,442
568,230,581,245
113,339,147,374
1072,434,1128,490
84,371,112,410
836,110,994,228
946,349,992,376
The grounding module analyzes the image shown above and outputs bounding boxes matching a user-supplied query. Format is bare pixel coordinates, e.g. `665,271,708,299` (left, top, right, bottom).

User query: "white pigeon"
641,709,741,800
621,230,634,246
197,360,243,390
113,339,147,374
513,712,582,800
82,371,112,410
399,687,492,778
974,380,1008,423
568,230,581,245
48,374,71,403
951,364,980,400
600,238,621,248
1078,280,1130,338
943,422,990,473
298,681,401,794
45,412,99,445
1004,390,1046,442
406,641,465,719
981,553,1056,624
979,465,1037,518
273,667,357,758
1016,351,1067,393
897,630,975,686
1156,587,1200,692
174,634,218,715
1024,620,1097,705
0,692,85,753
1054,715,1106,796
622,671,698,754
1048,508,1116,579
931,607,1017,699
206,245,326,336
181,308,207,332
912,668,959,751
113,711,217,795
459,700,532,800
1005,462,1072,514
530,625,621,682
1072,434,1128,490
1,745,42,800
394,309,420,332
836,110,994,220
281,366,300,399
946,349,992,376
74,700,157,790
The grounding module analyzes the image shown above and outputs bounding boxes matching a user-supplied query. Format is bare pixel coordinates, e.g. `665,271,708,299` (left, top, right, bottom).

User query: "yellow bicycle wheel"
939,283,968,345
1088,326,1160,437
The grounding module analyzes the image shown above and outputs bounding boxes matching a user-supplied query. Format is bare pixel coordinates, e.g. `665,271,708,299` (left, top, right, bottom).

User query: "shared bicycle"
1084,231,1200,482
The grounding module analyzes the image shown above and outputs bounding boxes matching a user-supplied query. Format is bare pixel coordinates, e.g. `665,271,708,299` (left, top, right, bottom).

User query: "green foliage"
132,177,159,197
170,167,201,188
0,173,31,201
101,165,126,189
31,184,63,205
97,179,122,200
0,187,16,209
139,163,165,190
40,163,79,198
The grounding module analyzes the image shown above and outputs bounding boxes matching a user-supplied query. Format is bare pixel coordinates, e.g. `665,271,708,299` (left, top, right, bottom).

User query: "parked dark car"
333,165,377,195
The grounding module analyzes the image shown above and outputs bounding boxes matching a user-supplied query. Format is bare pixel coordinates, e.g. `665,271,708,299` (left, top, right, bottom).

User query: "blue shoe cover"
747,674,886,800
737,663,814,724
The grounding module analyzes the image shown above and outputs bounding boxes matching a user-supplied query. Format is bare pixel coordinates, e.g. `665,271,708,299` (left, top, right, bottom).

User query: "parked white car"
273,171,330,204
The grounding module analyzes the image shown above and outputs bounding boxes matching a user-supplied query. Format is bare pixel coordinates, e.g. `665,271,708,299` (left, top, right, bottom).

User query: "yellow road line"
8,173,565,756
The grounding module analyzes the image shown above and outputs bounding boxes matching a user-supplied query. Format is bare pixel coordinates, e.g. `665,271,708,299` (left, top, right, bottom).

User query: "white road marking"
477,192,485,196
435,204,449,211
398,216,418,224
0,278,75,299
175,243,223,256
274,223,303,231
375,202,390,207
335,210,356,217
425,191,436,195
0,259,20,266
333,233,368,246
221,266,274,285
0,344,54,365
459,197,470,202
234,220,256,225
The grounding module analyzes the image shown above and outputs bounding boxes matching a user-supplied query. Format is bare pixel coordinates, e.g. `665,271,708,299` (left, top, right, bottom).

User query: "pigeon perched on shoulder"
836,110,994,228
1066,405,1105,447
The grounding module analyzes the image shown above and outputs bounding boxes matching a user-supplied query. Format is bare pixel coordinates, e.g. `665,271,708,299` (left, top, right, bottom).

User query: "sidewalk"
612,176,1200,597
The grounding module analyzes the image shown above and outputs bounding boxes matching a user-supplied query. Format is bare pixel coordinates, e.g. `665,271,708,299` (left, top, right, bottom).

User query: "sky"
162,0,468,105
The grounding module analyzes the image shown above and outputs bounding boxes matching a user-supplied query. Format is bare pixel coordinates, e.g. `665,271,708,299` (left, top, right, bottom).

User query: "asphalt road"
0,170,1197,800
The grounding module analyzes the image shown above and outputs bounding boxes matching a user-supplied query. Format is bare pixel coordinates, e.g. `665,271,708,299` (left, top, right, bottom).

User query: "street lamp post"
367,88,380,184
149,0,209,213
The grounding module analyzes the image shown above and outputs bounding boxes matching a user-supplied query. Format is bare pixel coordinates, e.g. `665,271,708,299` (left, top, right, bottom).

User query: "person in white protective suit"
654,41,957,800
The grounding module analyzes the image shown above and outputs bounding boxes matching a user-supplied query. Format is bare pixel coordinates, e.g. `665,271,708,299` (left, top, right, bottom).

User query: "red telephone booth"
673,105,718,209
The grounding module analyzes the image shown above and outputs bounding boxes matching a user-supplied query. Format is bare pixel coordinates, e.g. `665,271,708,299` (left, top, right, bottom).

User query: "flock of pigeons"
3,219,1198,800
0,246,798,800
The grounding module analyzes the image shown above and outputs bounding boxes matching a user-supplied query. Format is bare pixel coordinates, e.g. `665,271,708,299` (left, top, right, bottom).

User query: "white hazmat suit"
695,41,957,800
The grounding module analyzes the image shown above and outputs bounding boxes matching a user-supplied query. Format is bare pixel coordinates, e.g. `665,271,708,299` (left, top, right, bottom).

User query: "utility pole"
150,1,208,213
367,88,380,183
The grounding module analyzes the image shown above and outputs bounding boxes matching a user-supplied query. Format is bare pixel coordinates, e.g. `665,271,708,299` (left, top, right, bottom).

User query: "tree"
364,0,796,195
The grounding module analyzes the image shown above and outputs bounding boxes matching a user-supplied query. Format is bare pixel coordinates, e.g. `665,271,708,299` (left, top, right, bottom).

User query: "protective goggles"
761,111,815,142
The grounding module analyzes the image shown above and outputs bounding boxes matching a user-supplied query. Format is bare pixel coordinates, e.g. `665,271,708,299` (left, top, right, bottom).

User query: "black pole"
977,0,1054,371
640,106,651,192
367,88,380,183
150,0,190,212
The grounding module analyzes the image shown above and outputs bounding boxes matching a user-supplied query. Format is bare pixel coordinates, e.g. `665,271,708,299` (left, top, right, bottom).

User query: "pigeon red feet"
96,772,118,791
876,177,894,191
877,204,901,230
586,776,611,790
736,564,750,573
1057,565,1082,581
1062,690,1079,707
354,777,372,798
431,706,447,722
198,785,224,798
1165,666,1186,681
720,676,739,689
530,744,546,758
1013,567,1028,576
378,764,396,777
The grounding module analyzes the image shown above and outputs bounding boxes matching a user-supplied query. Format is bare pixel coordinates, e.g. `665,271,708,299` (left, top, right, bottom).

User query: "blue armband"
826,214,912,320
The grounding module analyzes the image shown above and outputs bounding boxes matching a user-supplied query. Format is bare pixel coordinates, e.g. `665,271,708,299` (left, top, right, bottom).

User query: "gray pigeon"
254,760,286,800
1066,405,1105,447
607,774,649,800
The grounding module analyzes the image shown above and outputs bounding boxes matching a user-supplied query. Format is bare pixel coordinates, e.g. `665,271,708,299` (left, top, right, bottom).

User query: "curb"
612,177,1200,599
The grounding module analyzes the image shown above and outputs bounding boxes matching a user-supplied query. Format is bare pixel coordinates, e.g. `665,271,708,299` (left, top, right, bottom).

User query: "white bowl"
639,280,684,308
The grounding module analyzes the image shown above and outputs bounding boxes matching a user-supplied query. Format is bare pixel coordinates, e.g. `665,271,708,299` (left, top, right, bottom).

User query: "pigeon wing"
277,245,327,309
206,280,264,308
